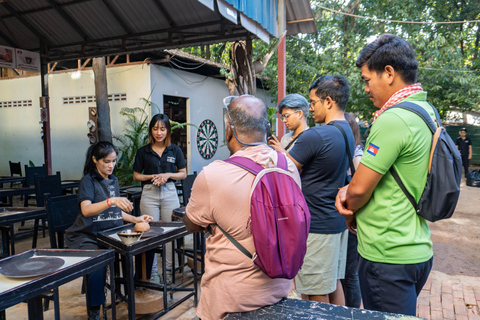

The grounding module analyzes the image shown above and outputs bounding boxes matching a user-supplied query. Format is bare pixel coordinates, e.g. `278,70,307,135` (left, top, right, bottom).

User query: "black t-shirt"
133,144,186,186
456,137,472,157
289,120,354,234
65,172,123,249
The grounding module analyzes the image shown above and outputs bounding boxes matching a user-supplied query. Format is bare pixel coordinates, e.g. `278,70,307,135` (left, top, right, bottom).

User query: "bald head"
226,95,269,137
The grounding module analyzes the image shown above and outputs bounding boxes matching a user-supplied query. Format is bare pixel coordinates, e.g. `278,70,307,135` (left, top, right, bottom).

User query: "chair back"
9,161,22,176
45,194,79,249
24,164,47,187
181,173,197,206
35,172,62,207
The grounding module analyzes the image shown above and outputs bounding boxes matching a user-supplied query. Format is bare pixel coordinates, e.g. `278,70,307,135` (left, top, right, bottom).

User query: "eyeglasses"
222,95,262,148
280,111,299,121
310,99,322,108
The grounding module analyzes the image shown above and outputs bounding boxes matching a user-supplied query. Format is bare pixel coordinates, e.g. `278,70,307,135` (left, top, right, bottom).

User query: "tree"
92,57,112,142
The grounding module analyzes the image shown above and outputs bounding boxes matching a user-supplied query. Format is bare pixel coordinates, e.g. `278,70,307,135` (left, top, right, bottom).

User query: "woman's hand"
152,173,170,186
110,197,134,214
135,215,153,223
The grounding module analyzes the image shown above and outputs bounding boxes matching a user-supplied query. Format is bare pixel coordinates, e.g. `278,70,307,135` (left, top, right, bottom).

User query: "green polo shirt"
357,92,434,264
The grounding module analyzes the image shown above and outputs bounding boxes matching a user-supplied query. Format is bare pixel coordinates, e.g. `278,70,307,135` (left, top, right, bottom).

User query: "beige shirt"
186,145,299,320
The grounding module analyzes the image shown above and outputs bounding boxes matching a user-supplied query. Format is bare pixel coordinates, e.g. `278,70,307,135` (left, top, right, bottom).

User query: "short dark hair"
460,128,467,132
356,34,418,84
148,114,171,146
309,75,349,110
278,94,309,117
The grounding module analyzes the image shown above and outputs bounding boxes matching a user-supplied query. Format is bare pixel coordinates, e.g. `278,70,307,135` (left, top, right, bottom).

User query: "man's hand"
184,210,205,233
345,215,357,235
335,185,354,216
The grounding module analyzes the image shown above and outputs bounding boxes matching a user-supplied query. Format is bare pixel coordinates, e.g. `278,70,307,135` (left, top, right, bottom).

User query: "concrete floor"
2,219,199,320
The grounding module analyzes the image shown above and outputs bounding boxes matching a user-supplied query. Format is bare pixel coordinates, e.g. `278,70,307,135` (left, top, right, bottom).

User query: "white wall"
150,65,274,175
0,76,43,176
0,63,273,179
0,64,151,179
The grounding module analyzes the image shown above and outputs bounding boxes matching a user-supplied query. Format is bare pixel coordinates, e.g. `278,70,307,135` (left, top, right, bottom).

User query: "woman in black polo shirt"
66,141,152,319
133,114,187,283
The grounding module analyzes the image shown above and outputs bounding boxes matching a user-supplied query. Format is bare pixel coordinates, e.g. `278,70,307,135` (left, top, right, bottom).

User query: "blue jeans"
340,232,361,308
358,256,433,316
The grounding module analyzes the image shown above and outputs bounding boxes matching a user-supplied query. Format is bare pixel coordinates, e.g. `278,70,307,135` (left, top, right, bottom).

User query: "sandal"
160,270,173,285
150,272,161,283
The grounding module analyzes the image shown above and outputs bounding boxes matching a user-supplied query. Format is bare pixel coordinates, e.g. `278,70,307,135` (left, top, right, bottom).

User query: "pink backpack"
219,151,311,279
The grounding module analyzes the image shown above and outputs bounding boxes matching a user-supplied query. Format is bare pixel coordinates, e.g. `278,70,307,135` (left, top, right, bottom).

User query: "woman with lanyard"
133,113,187,284
66,141,153,320
268,94,309,152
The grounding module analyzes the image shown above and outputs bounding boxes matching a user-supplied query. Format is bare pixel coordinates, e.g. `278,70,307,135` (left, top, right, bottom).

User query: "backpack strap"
217,225,254,260
225,151,288,173
386,101,440,213
388,101,440,134
327,121,355,176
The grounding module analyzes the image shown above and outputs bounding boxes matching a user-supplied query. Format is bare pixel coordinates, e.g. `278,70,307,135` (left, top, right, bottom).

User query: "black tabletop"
224,298,423,319
0,249,115,311
0,207,46,225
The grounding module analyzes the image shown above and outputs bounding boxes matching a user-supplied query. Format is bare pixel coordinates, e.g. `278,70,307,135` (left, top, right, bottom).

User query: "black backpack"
388,102,462,222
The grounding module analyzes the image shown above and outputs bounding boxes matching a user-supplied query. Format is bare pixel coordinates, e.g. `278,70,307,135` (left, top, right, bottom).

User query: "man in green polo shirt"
335,34,434,316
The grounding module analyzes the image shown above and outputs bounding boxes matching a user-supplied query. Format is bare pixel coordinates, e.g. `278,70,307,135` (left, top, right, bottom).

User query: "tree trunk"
92,57,112,143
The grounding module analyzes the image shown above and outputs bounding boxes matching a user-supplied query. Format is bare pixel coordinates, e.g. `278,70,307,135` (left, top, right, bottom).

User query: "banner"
0,45,15,69
16,49,41,73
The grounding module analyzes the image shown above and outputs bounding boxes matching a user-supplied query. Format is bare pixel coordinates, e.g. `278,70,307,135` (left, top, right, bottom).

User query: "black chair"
45,194,78,249
42,194,79,311
23,164,47,207
9,161,22,187
180,173,197,206
32,172,62,242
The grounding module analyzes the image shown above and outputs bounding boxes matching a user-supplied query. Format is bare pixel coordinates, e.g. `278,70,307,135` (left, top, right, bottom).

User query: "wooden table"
0,176,25,187
224,298,423,319
96,221,198,320
0,207,46,257
0,249,115,320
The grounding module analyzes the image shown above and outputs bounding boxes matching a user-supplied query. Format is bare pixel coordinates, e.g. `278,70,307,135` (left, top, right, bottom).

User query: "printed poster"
16,48,40,73
0,45,15,69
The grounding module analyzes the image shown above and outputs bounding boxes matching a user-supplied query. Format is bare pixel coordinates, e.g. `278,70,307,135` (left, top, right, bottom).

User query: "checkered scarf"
373,83,424,121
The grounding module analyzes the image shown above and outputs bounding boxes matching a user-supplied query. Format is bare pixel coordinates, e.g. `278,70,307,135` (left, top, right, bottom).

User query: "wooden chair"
9,161,22,187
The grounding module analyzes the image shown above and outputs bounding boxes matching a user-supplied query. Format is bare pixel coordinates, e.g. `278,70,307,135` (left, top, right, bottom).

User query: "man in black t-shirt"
455,128,472,177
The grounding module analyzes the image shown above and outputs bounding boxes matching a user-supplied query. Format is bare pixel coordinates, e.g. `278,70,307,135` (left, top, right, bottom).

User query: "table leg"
161,245,168,310
0,310,5,320
109,261,116,320
125,256,136,320
27,296,44,320
32,219,39,249
193,232,198,308
1,228,9,257
9,225,14,256
53,288,60,320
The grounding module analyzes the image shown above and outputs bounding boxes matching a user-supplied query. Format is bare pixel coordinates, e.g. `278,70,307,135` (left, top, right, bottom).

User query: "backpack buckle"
252,252,258,261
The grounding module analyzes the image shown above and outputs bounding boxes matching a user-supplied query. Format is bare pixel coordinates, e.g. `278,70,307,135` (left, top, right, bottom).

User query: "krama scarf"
373,83,424,121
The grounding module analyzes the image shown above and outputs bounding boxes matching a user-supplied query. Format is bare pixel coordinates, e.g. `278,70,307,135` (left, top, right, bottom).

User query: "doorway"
163,95,188,169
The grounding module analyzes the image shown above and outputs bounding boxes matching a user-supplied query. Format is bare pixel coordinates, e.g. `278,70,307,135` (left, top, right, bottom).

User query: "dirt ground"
428,179,480,278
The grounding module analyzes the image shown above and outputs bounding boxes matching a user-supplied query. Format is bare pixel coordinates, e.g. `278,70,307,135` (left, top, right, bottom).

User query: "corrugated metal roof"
0,0,316,62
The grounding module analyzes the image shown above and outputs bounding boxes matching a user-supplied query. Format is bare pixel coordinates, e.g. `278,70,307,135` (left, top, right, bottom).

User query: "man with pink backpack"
185,95,309,320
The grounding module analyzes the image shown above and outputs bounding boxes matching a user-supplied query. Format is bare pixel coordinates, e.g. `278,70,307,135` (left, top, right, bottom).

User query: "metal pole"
40,41,52,175
277,0,286,139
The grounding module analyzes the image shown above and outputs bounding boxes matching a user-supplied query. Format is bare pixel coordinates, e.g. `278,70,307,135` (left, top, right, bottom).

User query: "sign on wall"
0,45,40,73
0,45,15,69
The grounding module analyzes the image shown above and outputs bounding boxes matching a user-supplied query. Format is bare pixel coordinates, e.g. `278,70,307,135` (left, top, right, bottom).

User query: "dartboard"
197,119,218,159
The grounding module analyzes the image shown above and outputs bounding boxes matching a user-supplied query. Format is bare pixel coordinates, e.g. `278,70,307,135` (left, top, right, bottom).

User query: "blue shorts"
358,256,433,316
